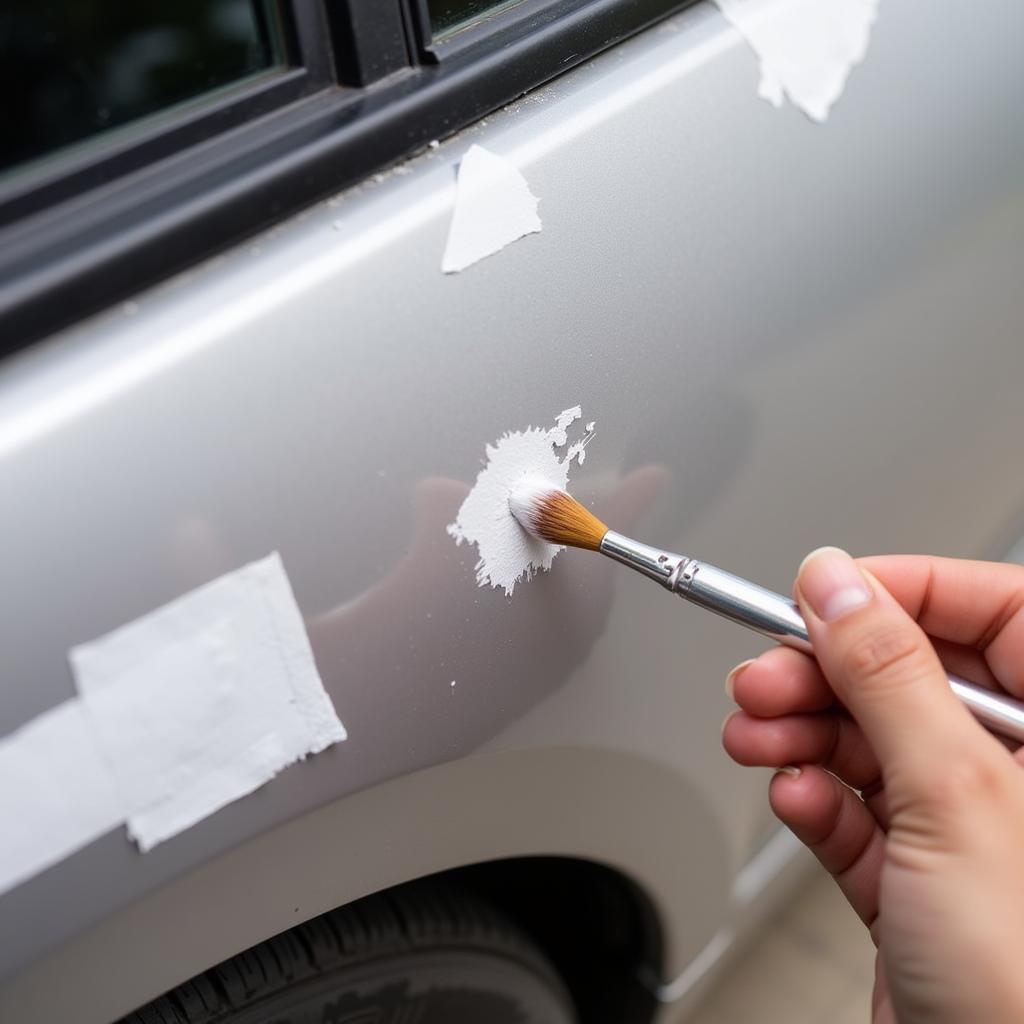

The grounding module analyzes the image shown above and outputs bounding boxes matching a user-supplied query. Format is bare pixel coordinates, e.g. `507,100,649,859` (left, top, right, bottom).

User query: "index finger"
857,555,1024,694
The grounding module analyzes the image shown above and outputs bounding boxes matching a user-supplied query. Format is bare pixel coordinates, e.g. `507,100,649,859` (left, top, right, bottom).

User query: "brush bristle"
508,479,608,551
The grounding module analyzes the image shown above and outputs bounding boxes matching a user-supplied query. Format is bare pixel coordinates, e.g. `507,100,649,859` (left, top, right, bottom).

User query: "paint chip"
714,0,880,122
447,406,594,596
441,145,542,273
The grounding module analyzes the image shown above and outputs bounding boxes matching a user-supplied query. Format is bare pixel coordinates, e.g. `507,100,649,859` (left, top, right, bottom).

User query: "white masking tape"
441,144,542,273
714,0,880,122
0,701,123,897
0,553,345,895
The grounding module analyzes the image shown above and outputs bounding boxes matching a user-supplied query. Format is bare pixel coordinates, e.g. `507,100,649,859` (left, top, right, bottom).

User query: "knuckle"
947,754,1007,800
822,717,853,776
751,720,789,765
914,753,1010,820
839,624,929,691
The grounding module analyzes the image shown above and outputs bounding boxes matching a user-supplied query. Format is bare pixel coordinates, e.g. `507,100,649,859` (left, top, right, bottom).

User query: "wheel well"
447,856,663,1024
122,855,663,1024
2,746,719,1024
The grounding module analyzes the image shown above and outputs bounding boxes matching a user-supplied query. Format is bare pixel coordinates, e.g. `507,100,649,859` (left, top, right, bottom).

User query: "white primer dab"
447,406,593,596
714,0,880,122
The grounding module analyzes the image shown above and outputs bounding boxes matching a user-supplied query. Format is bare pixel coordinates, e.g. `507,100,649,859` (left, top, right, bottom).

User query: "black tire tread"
119,880,569,1024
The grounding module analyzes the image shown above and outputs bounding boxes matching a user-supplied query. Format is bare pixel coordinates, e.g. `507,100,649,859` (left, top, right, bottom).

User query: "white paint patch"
714,0,880,122
441,144,542,273
0,554,345,895
447,407,594,596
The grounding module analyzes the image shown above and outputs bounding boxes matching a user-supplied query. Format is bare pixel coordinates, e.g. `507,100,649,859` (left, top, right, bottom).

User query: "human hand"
722,548,1024,1024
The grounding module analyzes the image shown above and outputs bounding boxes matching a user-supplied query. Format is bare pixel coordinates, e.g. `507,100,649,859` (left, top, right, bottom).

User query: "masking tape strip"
0,553,345,896
441,144,542,273
0,701,123,897
713,0,880,122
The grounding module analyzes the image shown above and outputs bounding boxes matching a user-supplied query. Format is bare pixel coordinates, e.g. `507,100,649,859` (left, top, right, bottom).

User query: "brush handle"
676,559,1024,744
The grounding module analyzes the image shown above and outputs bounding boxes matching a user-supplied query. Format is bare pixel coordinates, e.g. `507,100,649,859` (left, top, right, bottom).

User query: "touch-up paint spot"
441,144,542,273
447,406,594,596
714,0,880,122
0,554,345,895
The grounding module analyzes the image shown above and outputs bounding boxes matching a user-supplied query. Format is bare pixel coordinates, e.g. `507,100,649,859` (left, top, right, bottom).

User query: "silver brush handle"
676,559,1024,745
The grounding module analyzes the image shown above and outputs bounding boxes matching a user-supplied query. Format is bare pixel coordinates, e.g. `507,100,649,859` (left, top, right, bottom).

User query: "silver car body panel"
2,0,1024,1019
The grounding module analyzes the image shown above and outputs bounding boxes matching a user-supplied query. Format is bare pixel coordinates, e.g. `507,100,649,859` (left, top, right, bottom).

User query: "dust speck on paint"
446,406,594,596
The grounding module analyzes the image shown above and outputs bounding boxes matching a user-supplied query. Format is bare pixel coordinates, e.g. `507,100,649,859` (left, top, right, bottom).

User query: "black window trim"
0,0,695,358
0,2,337,227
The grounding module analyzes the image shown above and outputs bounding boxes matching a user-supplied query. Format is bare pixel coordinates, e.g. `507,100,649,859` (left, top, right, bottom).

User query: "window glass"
427,0,527,38
1,1,284,176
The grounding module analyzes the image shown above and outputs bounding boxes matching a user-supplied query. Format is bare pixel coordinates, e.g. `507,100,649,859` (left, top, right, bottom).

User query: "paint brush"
508,478,1024,744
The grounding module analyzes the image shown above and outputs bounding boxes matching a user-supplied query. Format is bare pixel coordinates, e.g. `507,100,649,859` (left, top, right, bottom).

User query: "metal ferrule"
672,559,812,652
598,538,1024,744
599,531,689,589
599,535,811,650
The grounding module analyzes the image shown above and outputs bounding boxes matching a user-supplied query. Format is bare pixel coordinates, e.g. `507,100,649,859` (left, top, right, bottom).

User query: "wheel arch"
0,745,731,1023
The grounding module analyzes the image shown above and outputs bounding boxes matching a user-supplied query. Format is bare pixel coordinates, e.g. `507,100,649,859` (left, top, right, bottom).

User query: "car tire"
121,879,578,1024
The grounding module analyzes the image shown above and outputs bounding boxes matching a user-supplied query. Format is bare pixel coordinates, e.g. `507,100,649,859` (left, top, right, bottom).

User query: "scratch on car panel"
713,0,880,122
441,145,542,273
447,406,594,596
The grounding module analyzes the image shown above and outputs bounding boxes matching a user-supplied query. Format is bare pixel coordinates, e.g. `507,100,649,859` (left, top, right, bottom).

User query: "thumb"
795,547,981,791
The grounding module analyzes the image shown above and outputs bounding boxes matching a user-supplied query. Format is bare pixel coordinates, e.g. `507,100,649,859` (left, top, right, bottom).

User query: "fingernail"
725,659,755,701
721,711,737,736
798,546,871,622
774,765,802,778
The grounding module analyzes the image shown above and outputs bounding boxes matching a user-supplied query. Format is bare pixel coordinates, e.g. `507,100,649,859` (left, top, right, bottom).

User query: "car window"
1,1,285,177
0,0,694,356
427,0,527,38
